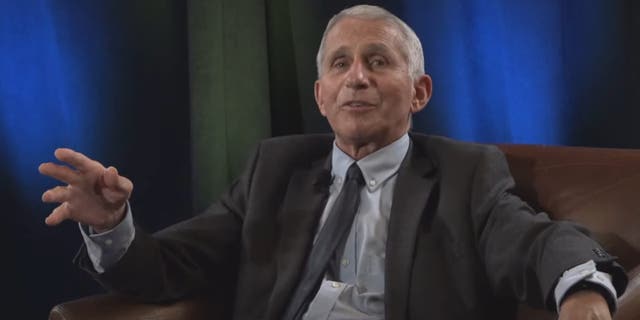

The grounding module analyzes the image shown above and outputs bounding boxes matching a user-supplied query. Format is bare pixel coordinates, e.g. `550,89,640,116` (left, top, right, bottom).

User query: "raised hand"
39,148,133,232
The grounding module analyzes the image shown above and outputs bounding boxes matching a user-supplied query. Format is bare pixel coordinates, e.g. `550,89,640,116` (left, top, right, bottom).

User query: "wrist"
560,282,614,315
93,203,127,233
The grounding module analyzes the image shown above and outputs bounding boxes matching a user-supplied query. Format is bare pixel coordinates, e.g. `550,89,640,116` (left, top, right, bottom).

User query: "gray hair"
316,5,425,80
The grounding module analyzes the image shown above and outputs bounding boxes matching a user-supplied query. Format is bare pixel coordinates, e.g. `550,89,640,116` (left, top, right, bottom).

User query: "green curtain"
187,0,327,212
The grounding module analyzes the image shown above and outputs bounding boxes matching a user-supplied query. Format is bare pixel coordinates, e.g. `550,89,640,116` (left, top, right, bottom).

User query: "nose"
345,59,370,90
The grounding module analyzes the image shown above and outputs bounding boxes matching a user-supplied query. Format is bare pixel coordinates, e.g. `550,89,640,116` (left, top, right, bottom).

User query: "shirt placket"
338,212,358,283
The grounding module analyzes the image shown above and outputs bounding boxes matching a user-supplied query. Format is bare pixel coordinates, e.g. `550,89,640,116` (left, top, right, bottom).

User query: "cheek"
387,85,414,111
325,91,343,113
321,85,339,102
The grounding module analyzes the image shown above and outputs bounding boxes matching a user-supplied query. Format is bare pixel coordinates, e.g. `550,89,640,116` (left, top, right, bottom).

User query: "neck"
335,141,380,160
335,132,407,160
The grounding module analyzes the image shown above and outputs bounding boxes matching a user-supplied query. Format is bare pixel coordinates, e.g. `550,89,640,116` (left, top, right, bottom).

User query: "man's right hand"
39,148,133,233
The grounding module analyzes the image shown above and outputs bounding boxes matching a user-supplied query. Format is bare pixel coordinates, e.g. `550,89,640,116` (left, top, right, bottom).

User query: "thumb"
103,166,120,189
102,167,133,203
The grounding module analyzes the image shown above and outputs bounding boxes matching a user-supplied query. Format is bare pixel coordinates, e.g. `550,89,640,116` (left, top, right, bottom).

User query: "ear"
410,74,433,114
314,80,327,116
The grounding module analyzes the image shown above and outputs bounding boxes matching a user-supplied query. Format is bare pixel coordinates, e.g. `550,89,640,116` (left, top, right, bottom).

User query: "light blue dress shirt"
302,133,411,319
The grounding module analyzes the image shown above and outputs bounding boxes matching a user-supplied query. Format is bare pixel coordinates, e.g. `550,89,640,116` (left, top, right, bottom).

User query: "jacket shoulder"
254,133,334,166
410,132,503,161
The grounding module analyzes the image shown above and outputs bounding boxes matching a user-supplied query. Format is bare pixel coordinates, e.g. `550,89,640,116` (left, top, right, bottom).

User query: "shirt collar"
331,134,410,191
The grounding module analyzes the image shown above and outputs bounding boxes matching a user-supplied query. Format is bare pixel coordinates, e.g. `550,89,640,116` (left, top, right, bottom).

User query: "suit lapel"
385,140,438,319
266,156,331,319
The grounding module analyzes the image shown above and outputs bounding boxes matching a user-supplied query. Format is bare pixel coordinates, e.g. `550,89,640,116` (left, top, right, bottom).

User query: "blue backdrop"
1,0,638,317
0,1,108,212
2,1,191,318
406,0,638,146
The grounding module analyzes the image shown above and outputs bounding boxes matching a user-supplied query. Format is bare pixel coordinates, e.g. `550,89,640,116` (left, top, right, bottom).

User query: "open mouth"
343,100,376,109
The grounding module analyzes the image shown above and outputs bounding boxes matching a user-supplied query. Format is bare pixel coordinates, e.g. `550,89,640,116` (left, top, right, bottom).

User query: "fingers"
54,148,103,173
104,166,134,193
42,186,69,203
45,202,71,226
38,162,79,184
41,148,132,228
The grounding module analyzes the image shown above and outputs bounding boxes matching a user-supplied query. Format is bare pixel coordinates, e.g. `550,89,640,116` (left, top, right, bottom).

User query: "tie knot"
346,163,364,185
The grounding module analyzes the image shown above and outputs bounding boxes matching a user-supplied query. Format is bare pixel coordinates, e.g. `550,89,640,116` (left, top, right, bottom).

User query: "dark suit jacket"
76,133,626,319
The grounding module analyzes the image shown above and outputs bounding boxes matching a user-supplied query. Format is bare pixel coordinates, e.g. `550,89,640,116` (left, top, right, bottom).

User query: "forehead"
323,17,404,57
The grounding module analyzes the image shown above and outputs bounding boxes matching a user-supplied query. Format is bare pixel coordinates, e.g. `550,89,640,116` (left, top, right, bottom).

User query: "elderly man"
40,4,626,320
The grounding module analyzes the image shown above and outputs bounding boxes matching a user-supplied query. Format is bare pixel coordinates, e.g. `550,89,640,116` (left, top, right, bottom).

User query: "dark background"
1,0,638,317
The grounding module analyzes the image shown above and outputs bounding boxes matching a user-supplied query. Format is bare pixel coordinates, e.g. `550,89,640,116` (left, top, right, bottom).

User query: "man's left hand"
559,290,611,320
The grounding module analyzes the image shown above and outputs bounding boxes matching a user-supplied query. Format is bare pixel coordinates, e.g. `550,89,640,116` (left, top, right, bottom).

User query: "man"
40,5,626,320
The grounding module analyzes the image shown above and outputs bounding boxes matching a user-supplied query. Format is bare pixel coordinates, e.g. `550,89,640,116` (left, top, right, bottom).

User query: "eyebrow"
326,43,395,64
362,43,393,56
326,46,350,63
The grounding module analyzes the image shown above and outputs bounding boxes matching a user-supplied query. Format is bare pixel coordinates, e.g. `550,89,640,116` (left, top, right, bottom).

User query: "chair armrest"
49,293,224,320
616,266,640,320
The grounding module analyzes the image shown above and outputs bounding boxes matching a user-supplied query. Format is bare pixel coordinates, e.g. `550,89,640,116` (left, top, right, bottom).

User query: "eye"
369,57,387,68
332,59,348,69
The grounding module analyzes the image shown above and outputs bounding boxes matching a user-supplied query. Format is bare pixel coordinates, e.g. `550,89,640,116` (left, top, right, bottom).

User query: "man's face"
315,17,431,149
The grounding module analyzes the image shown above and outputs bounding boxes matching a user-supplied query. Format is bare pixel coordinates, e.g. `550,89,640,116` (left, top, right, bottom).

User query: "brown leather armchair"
49,144,640,320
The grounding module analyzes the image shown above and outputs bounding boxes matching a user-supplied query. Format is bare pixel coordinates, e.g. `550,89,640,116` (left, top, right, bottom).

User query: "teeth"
343,101,373,108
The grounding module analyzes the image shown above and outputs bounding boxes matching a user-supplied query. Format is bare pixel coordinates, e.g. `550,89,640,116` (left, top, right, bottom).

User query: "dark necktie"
282,163,365,320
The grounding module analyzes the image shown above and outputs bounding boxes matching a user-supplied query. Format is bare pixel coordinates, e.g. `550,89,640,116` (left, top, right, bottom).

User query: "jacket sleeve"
73,141,263,303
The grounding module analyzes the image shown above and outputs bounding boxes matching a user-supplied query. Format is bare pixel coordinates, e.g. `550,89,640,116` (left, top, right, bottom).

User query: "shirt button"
331,282,342,288
368,179,376,187
105,239,113,246
341,258,349,267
